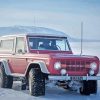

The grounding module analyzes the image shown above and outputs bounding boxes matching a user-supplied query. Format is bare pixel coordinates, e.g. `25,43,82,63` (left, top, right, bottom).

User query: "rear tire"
28,68,45,96
0,64,13,88
80,80,97,95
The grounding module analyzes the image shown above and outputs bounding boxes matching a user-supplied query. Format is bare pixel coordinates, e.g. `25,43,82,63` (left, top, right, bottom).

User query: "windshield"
28,37,70,51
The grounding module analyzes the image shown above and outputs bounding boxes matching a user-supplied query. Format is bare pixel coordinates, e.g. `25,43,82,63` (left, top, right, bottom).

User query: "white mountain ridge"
0,26,99,42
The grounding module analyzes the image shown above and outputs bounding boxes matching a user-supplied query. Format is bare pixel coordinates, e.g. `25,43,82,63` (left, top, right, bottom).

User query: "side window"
29,38,37,49
0,39,14,52
16,37,25,53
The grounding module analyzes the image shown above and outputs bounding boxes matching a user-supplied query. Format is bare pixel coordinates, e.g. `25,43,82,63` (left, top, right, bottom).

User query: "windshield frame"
27,36,71,51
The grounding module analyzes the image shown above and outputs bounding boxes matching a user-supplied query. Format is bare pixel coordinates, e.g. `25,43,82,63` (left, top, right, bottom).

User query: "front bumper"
48,74,100,81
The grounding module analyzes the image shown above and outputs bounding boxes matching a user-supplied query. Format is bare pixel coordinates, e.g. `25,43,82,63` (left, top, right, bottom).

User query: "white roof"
0,26,68,38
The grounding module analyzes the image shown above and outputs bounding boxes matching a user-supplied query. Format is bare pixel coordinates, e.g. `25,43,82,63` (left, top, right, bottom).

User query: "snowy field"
0,81,100,100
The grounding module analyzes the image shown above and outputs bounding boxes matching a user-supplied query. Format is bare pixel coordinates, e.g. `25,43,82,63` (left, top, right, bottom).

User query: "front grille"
61,60,90,72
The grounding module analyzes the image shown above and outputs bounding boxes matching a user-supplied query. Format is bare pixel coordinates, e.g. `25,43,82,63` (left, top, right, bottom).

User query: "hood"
49,53,98,60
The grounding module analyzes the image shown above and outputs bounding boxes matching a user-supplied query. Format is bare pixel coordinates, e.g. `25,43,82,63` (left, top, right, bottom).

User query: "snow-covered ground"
0,81,100,100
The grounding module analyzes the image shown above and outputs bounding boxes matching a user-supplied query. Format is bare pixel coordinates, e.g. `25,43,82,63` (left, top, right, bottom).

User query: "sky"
0,0,100,40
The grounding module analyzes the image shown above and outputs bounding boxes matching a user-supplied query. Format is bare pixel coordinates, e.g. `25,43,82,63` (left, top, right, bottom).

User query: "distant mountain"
0,26,73,40
0,26,64,35
0,26,69,37
0,26,99,42
69,37,100,42
0,26,67,36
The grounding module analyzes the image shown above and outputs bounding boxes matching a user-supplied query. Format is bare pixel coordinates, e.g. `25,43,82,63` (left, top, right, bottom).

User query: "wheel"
89,80,97,94
80,81,90,95
80,80,97,95
28,68,45,96
0,64,13,88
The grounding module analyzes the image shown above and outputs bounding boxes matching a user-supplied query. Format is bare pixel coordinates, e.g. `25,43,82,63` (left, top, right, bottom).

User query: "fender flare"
0,59,11,75
25,60,50,75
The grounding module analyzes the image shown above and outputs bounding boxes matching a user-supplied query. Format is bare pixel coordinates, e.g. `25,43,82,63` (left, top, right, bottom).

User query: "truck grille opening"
61,60,90,72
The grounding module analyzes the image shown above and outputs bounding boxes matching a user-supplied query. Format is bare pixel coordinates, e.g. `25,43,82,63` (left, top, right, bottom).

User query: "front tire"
28,68,45,96
0,65,13,88
80,80,97,95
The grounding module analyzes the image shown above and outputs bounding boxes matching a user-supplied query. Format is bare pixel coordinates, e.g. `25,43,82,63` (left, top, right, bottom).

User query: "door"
10,37,28,74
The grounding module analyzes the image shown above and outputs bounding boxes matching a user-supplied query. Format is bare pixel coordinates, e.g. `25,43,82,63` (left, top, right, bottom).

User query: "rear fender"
0,59,11,75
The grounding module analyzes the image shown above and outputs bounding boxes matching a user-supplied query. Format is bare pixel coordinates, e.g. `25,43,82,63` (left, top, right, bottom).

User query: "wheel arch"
0,59,11,75
25,60,50,77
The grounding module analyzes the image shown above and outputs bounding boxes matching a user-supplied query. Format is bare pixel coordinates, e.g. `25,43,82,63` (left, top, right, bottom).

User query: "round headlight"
90,62,97,70
61,69,67,75
54,62,61,70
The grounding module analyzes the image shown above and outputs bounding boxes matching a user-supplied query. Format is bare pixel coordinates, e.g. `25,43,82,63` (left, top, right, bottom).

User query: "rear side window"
16,37,25,53
0,39,14,51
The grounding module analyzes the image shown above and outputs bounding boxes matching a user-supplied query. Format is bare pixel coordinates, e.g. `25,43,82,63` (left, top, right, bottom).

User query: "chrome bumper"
48,74,100,81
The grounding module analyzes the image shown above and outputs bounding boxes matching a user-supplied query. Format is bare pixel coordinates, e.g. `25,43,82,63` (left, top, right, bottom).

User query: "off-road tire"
0,65,13,88
80,80,97,95
28,68,45,96
89,80,97,94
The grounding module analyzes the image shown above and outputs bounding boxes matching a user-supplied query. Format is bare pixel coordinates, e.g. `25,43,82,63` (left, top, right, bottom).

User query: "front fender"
25,60,50,75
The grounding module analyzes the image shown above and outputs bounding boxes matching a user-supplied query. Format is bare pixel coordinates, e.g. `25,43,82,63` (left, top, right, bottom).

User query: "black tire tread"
80,80,97,95
0,64,13,88
29,68,45,96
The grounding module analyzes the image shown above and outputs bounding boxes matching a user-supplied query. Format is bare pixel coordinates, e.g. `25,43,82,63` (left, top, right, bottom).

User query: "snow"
0,81,100,100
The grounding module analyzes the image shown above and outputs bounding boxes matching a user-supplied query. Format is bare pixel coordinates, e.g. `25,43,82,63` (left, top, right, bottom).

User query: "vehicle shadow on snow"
12,81,100,100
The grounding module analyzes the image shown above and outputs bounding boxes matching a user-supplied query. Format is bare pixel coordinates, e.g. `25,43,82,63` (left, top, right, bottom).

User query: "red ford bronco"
0,28,100,96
